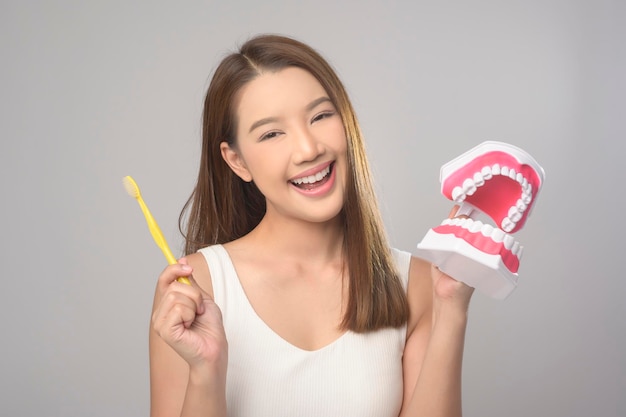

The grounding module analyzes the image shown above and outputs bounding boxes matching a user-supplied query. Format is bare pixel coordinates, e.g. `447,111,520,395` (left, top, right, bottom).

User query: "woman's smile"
289,162,336,195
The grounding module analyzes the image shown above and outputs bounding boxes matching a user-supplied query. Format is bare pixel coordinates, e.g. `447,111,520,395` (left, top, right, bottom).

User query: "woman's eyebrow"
306,96,332,111
248,116,279,133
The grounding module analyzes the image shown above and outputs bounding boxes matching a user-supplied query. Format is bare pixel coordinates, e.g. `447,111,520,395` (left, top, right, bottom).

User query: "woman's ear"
220,142,253,182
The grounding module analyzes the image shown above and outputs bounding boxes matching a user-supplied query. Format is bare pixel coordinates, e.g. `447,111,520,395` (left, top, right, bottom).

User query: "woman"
150,34,474,417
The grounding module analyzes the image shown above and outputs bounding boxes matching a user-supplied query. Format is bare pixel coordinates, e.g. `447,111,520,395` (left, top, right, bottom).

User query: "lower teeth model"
415,141,545,299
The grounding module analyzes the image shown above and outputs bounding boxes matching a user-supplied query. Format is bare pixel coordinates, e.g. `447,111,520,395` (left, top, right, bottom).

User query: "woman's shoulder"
389,248,431,289
184,246,221,298
406,254,434,334
186,243,243,299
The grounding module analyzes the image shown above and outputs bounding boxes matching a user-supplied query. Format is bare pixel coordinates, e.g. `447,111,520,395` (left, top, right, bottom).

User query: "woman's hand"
431,206,475,313
431,264,474,313
151,259,228,371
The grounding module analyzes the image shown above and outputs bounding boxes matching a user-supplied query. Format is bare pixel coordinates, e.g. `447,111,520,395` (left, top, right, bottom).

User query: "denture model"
415,141,545,299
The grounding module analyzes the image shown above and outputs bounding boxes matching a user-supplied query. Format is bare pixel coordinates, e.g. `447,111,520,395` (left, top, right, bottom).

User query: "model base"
415,229,519,299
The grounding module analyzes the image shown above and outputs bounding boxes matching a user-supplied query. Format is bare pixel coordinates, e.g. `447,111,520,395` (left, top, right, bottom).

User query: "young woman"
149,34,474,417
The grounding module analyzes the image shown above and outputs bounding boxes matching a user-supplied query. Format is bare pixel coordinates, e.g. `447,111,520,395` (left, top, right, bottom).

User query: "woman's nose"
292,128,324,163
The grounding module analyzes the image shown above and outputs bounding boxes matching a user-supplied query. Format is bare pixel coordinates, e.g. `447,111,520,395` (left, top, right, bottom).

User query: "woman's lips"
289,162,336,195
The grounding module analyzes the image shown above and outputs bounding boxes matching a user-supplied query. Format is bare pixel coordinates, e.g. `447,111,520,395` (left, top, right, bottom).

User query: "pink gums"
441,151,542,234
432,224,520,273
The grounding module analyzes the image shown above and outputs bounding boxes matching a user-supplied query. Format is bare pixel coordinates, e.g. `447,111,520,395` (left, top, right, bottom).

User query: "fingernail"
181,264,192,272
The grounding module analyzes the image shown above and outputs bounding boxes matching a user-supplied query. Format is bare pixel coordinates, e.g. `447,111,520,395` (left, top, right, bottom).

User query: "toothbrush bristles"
122,176,141,199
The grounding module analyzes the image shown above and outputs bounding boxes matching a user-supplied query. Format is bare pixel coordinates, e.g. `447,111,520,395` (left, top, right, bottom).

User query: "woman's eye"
312,111,335,123
260,131,281,141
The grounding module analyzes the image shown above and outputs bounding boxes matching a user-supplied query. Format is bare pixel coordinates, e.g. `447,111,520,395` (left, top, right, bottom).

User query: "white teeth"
511,241,520,255
502,217,515,232
452,186,465,202
473,172,485,187
292,165,331,185
524,183,532,194
470,221,483,233
508,206,522,222
503,234,515,250
438,217,521,258
517,245,524,260
492,228,505,242
481,223,494,237
463,178,477,196
447,163,537,233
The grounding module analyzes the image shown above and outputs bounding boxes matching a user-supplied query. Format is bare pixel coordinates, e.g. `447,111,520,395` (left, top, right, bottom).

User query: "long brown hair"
180,34,408,332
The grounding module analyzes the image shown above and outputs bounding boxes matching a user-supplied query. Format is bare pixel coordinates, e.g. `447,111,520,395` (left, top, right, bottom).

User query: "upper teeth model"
415,141,545,299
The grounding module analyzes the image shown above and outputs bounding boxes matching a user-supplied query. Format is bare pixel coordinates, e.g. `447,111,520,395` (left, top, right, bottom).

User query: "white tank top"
199,245,411,417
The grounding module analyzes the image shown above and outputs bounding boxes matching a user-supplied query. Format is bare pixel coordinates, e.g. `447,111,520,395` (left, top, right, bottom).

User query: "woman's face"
221,66,348,225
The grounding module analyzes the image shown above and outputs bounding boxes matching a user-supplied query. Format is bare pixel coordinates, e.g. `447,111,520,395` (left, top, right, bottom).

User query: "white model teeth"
449,164,535,232
491,227,505,243
463,178,477,196
503,234,515,250
439,218,523,260
502,217,515,232
481,223,494,237
473,172,484,187
508,206,522,222
291,165,331,185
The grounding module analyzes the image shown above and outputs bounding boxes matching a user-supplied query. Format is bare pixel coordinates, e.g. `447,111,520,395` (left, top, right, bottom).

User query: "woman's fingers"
157,261,193,292
448,204,475,219
157,258,211,298
184,272,212,301
153,260,207,339
151,259,228,367
448,205,460,218
156,295,193,332
152,289,208,352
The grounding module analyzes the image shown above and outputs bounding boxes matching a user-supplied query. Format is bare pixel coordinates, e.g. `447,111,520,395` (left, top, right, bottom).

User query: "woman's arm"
399,255,474,417
149,254,228,417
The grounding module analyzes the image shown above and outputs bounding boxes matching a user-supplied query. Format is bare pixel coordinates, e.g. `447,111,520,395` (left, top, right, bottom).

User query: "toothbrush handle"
138,198,191,285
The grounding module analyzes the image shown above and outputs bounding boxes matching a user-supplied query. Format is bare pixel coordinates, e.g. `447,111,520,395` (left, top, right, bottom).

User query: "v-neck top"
199,244,411,417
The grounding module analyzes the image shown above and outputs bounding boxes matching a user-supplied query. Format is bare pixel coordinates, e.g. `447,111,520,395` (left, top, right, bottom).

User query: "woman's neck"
245,213,344,264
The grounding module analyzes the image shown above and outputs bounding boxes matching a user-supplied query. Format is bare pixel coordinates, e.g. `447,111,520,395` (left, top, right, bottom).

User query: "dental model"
415,141,545,299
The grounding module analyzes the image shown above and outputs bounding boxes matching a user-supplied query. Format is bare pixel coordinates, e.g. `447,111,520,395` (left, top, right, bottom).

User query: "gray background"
1,0,624,416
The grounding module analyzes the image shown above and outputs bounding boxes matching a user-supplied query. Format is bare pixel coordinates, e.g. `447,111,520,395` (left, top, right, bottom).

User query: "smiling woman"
222,67,348,219
149,34,473,417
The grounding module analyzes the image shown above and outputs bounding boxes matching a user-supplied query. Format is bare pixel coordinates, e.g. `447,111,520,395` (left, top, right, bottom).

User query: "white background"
1,1,624,416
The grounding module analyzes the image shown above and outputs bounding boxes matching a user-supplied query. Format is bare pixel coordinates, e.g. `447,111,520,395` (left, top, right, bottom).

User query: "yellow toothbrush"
122,175,190,285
